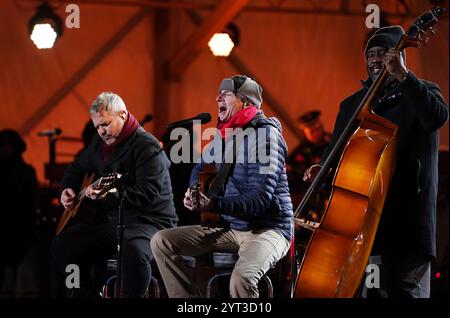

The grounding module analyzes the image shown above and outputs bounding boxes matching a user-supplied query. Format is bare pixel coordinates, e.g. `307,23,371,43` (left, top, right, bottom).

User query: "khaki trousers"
151,225,290,298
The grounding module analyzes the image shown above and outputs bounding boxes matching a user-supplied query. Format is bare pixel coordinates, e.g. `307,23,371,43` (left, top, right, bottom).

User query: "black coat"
322,72,448,258
0,158,37,266
61,127,178,240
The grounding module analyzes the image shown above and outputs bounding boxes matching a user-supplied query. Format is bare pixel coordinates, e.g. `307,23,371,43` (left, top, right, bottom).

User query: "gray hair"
90,92,127,115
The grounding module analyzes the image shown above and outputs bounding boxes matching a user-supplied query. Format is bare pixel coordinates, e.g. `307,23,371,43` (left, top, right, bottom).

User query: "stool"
204,252,274,298
101,257,161,298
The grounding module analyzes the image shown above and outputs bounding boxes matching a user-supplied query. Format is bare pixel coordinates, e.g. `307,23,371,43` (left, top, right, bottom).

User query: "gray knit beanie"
218,75,263,108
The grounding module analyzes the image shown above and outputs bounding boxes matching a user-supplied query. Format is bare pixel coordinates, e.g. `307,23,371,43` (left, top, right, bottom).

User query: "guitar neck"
78,177,102,200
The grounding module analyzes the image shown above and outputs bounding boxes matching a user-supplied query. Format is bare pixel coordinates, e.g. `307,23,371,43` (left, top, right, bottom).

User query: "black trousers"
358,254,431,298
51,219,158,298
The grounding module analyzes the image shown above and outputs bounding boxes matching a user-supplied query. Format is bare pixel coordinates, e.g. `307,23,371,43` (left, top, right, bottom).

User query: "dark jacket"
322,72,448,258
61,127,178,240
0,158,37,266
189,115,294,241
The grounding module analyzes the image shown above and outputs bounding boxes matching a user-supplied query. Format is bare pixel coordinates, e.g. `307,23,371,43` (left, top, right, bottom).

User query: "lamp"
208,22,240,57
28,2,63,49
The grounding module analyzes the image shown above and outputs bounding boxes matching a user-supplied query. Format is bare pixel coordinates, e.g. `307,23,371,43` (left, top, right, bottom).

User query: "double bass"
293,7,445,298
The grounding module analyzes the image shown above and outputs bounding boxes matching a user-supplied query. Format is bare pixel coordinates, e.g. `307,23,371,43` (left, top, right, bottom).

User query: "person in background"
0,129,37,296
286,110,331,218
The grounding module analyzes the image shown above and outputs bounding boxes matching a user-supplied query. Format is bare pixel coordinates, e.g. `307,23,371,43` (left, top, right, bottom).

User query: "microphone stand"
114,176,126,298
47,134,58,187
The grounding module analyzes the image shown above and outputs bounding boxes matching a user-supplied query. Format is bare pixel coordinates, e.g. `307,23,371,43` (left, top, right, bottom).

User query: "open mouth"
370,65,382,75
372,68,381,75
219,106,227,113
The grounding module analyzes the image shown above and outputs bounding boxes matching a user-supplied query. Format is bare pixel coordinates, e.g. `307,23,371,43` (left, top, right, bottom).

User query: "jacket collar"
97,127,142,175
360,77,403,102
360,77,373,89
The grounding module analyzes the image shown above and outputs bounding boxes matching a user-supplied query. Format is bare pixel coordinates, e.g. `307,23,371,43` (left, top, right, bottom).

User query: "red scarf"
217,106,259,138
102,112,140,161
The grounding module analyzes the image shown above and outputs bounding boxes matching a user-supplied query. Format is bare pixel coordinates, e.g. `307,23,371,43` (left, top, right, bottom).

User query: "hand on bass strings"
383,48,409,81
303,164,322,182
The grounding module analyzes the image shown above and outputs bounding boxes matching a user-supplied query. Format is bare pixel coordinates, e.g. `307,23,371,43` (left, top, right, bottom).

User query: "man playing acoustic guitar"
52,92,178,297
151,75,293,298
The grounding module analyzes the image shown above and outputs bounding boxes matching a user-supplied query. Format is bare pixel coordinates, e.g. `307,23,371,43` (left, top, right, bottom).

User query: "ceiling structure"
2,0,448,181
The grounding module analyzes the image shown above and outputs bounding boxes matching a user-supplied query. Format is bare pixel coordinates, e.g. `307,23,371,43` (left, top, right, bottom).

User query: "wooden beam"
19,8,150,136
153,8,172,138
227,54,304,141
185,9,303,141
23,0,214,9
23,0,430,18
168,0,249,80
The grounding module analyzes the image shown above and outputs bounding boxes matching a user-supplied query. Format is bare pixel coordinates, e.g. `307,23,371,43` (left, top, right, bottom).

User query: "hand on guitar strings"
183,189,195,210
85,184,110,200
61,188,77,209
184,188,213,211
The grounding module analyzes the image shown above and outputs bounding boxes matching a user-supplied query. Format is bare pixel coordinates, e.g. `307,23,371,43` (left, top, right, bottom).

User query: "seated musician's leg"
230,229,290,298
50,222,116,297
151,225,237,298
121,237,152,298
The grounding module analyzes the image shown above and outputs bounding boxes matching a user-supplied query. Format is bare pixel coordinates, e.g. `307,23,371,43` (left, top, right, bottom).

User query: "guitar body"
56,173,94,236
73,199,105,225
55,172,119,236
197,163,221,226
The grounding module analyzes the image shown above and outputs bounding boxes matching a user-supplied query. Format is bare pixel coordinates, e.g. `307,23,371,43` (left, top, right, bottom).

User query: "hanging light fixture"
208,33,235,57
208,23,240,57
28,2,63,49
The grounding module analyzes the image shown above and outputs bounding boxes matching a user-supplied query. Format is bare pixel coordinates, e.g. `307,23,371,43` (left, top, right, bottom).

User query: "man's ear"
118,110,128,121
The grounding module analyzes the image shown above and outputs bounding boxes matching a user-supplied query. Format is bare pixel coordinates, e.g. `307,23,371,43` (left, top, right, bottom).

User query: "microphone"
139,114,153,125
114,173,128,187
166,113,211,130
37,128,62,137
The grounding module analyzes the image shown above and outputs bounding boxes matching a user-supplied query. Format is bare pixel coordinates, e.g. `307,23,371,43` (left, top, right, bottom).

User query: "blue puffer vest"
189,114,293,241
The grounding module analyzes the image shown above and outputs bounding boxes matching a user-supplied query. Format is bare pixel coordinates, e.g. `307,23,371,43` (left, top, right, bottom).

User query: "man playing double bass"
305,26,448,298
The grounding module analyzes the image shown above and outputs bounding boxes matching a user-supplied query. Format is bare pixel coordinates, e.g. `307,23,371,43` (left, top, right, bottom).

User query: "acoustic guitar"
190,163,221,226
55,172,121,235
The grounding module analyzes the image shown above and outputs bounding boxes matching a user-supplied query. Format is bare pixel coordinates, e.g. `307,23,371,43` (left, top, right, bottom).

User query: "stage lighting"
208,33,235,57
28,2,63,49
208,23,240,57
